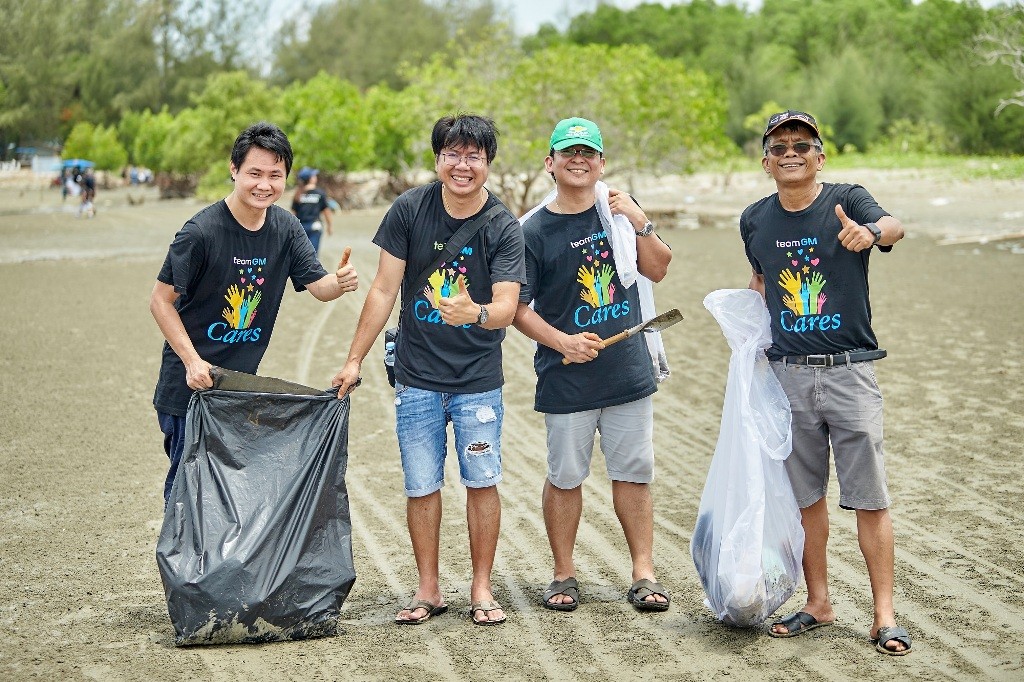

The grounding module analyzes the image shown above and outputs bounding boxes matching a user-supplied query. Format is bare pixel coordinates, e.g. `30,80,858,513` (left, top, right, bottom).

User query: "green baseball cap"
549,117,603,153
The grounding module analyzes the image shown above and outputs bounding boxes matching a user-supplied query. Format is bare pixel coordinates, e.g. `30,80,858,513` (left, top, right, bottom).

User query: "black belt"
775,349,887,367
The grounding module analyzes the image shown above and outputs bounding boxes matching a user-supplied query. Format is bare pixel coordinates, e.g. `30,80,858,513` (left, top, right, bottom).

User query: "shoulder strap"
401,202,506,308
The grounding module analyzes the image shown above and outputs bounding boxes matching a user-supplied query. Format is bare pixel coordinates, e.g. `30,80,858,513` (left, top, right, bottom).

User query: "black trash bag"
156,368,356,646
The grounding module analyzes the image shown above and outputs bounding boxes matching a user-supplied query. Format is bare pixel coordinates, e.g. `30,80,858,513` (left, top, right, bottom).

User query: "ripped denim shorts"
393,382,504,497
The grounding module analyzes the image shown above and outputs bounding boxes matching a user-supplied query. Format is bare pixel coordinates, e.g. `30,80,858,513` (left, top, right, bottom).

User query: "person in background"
292,166,333,254
79,167,96,218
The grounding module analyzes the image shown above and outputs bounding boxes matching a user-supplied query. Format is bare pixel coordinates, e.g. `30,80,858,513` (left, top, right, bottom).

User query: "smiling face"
762,124,824,186
545,144,606,190
229,146,288,214
435,144,489,198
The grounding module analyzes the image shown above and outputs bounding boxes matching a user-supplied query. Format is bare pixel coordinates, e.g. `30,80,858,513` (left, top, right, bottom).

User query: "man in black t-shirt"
742,110,911,655
150,122,359,504
331,114,524,626
513,118,673,613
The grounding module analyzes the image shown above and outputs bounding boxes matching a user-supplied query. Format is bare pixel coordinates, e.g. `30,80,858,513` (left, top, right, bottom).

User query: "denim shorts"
544,396,655,489
394,382,504,497
770,360,890,511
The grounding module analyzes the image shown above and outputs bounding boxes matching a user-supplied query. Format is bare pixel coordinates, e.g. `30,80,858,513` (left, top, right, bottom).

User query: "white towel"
520,182,670,382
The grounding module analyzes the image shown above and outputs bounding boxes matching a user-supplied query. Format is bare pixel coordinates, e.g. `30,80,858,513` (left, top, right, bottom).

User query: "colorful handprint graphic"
222,284,261,329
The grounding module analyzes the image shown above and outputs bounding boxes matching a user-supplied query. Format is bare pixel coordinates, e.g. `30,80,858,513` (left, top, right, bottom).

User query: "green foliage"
132,107,175,171
272,0,510,90
280,72,374,173
90,125,130,171
160,72,285,176
403,38,733,212
363,85,424,176
975,4,1024,114
194,159,234,201
62,123,97,161
870,119,954,155
931,56,1024,154
806,48,883,152
62,121,128,170
15,0,1024,187
561,0,1017,157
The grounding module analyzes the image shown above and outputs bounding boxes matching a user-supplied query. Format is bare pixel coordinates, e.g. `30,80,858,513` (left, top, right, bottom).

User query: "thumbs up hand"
335,246,358,292
835,205,874,253
438,274,481,326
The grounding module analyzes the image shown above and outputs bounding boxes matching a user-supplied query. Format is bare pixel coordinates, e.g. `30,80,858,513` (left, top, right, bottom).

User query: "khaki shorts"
771,360,891,510
544,396,654,489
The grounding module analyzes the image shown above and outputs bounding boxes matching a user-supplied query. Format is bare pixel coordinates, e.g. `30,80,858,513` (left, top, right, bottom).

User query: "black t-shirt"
153,201,328,415
292,187,329,225
519,206,657,414
373,182,525,394
740,183,892,359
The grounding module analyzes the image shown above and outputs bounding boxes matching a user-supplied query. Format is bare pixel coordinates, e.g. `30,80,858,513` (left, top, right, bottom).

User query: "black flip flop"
543,577,580,612
627,578,670,612
873,625,913,655
768,611,834,638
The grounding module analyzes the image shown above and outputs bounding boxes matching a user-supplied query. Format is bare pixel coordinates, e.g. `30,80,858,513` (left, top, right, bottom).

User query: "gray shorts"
770,360,890,511
544,396,655,489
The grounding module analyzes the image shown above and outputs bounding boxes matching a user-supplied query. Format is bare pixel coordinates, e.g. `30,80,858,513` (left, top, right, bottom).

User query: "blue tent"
61,159,95,169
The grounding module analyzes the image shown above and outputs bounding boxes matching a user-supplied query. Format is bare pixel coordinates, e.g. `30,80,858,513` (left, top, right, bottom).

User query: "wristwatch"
476,305,489,326
635,220,655,237
865,222,882,244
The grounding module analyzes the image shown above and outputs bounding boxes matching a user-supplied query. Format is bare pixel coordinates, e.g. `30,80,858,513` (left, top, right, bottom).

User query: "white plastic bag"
690,288,804,627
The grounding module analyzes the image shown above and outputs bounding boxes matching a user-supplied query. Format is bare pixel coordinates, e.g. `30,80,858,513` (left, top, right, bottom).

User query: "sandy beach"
1,166,1022,680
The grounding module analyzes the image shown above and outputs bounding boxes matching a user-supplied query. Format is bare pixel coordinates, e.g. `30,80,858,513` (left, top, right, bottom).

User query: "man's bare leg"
857,507,907,652
612,480,666,605
772,497,836,634
543,480,583,607
467,485,505,623
395,490,444,622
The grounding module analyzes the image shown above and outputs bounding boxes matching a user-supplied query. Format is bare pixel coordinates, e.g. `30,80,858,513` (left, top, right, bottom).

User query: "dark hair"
231,121,294,176
762,122,823,156
431,114,498,163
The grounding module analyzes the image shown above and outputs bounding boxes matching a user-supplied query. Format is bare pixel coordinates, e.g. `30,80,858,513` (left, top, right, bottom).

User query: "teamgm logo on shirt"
207,257,266,343
774,237,840,333
573,231,630,328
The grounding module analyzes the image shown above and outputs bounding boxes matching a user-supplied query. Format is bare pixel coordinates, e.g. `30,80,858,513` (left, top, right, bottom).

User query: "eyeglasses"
439,151,487,168
767,142,820,157
555,148,601,160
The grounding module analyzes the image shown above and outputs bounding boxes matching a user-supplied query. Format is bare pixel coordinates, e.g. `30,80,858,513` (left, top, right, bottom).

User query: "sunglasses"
767,142,820,157
555,148,601,159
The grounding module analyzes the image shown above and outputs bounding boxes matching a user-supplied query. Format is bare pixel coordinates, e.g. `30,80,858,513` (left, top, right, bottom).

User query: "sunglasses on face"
767,142,819,157
555,148,601,160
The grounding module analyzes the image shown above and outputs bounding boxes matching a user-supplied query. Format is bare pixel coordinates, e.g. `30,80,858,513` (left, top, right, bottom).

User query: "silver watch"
635,220,655,237
476,305,489,325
